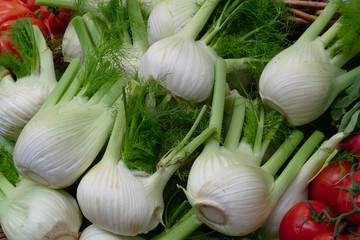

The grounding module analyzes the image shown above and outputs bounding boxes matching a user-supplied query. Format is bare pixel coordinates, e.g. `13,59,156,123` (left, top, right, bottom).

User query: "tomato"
39,5,51,19
309,161,352,215
279,200,335,240
337,171,360,225
40,6,73,36
23,0,40,11
0,1,38,26
313,232,348,240
0,18,48,35
0,0,50,55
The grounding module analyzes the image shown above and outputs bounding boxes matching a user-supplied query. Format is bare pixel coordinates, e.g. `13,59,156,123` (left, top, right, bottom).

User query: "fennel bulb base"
193,200,227,225
19,169,50,187
260,97,287,120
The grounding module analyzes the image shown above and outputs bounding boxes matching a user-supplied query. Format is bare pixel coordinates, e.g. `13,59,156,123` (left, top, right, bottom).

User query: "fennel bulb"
14,97,115,188
185,113,324,236
79,224,145,240
77,72,216,236
0,23,57,141
0,178,82,240
77,158,167,236
185,140,276,234
139,36,217,102
13,33,128,188
62,20,83,63
262,132,344,240
181,59,328,237
259,0,360,126
147,0,204,45
139,0,220,102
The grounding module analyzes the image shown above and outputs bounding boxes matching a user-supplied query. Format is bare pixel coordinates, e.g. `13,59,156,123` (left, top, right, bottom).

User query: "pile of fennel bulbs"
1,0,360,239
0,136,82,240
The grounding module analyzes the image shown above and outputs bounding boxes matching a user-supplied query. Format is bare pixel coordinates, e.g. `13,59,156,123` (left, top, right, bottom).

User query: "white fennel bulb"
186,141,275,235
262,132,344,239
259,0,360,126
259,38,345,126
77,159,166,236
147,0,203,45
14,97,115,189
183,59,328,236
79,224,145,240
62,20,83,63
77,80,215,236
139,0,221,102
0,24,57,140
139,37,217,102
0,179,82,240
13,31,127,189
76,94,163,236
186,125,325,236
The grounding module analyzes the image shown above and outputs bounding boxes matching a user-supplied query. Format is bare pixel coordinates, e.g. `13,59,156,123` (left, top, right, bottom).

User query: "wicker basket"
0,226,7,240
283,0,333,25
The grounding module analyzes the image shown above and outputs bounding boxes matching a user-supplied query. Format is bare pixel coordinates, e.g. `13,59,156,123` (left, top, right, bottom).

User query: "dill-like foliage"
0,18,36,78
96,0,130,44
77,43,126,98
122,81,210,174
0,138,22,186
210,0,292,73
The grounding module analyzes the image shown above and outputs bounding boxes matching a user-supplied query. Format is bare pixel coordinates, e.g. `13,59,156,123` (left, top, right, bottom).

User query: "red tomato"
279,200,335,240
39,5,51,19
24,0,39,11
309,161,352,215
0,0,50,55
0,18,49,36
313,232,348,240
41,6,73,36
337,171,360,225
0,1,38,26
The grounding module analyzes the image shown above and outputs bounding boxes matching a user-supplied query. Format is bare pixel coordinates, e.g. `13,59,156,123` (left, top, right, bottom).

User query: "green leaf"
0,136,22,186
337,0,360,52
338,101,360,136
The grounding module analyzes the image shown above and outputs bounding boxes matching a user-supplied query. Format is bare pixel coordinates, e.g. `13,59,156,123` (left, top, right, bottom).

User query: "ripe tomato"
39,5,51,19
309,161,352,215
40,6,73,36
337,171,360,225
279,200,335,240
0,0,50,55
0,18,48,36
0,0,37,26
22,0,40,11
313,232,348,240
